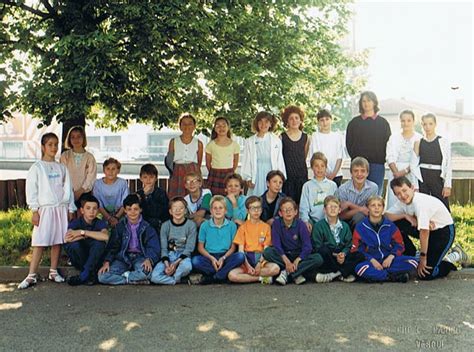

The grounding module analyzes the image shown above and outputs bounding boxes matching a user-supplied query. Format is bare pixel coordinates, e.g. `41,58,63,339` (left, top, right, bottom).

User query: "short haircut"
185,171,203,182
252,111,278,133
399,109,415,120
211,116,232,139
224,172,244,189
210,195,227,209
421,112,437,123
140,163,158,177
310,152,328,168
123,194,141,208
266,170,286,183
79,193,100,208
245,196,262,209
323,195,340,208
350,157,369,173
65,125,87,149
390,176,412,191
169,196,187,209
316,109,332,120
366,195,385,207
358,91,380,114
281,105,305,130
178,113,196,126
279,197,297,211
103,157,121,170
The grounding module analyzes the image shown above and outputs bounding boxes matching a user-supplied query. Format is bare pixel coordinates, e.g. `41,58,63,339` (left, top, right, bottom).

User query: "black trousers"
306,245,365,279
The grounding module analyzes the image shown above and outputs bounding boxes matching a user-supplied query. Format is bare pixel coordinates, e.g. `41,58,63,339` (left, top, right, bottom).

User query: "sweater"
160,219,197,260
311,218,352,255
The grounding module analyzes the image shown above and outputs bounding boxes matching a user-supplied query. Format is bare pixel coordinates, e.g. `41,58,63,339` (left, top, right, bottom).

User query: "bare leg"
50,244,62,270
228,267,260,283
260,263,280,277
29,246,45,274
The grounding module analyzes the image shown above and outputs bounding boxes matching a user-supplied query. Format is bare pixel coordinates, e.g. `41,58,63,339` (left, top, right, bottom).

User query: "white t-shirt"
309,131,345,176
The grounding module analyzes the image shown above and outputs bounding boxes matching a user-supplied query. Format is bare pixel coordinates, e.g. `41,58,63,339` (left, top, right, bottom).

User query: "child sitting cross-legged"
228,196,280,284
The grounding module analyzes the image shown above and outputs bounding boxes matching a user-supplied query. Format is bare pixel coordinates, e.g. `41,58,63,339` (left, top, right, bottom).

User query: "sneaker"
122,271,130,284
129,279,151,285
451,243,471,268
259,276,273,285
275,270,288,286
67,275,85,286
389,272,409,283
48,269,65,283
198,275,215,285
188,273,203,285
294,275,306,285
18,273,37,290
340,275,356,283
315,271,341,283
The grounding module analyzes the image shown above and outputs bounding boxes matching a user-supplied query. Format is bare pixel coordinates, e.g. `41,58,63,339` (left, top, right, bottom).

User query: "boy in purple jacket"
263,197,323,285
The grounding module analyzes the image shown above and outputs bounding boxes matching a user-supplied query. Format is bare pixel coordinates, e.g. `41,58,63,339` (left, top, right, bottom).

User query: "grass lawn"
0,205,472,267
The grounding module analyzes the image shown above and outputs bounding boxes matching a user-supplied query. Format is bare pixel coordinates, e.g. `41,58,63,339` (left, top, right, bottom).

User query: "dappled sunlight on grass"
0,302,22,310
197,320,215,332
219,329,240,341
368,331,396,346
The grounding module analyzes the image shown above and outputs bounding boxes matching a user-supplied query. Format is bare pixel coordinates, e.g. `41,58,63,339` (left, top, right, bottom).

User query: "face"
312,159,327,179
351,165,368,186
393,184,415,205
169,201,187,221
69,130,84,149
211,201,227,220
185,176,202,193
422,117,436,135
257,118,271,134
368,200,384,218
180,117,196,135
42,137,59,159
279,202,297,223
80,202,99,222
400,113,415,133
247,201,263,221
125,203,142,223
140,173,157,188
226,178,242,196
318,116,332,133
267,176,283,194
103,163,120,181
361,96,375,114
324,201,340,218
287,113,302,130
214,119,229,136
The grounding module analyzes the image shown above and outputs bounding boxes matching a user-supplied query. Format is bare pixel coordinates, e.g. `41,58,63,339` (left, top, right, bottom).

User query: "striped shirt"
335,179,378,207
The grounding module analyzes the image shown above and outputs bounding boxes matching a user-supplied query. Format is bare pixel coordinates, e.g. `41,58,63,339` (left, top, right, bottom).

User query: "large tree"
0,0,365,136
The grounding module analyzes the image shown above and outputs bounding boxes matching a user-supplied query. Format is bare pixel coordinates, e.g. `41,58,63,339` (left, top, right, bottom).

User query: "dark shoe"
390,272,410,283
67,275,86,286
199,275,215,285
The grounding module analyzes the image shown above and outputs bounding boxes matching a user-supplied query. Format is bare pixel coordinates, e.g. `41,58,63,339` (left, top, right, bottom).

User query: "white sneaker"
315,271,341,283
48,269,65,283
259,276,273,285
18,273,37,290
340,275,356,283
275,270,288,285
122,271,131,284
294,275,306,285
451,243,471,268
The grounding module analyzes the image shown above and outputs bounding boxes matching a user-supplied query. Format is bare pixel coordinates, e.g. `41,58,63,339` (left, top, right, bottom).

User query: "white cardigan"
241,133,287,183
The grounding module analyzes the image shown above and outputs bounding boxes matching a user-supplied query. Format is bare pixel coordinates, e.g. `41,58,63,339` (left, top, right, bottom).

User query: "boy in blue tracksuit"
98,194,160,285
351,195,418,283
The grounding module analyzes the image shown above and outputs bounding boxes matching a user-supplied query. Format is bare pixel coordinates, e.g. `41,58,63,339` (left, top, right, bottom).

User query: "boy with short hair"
352,195,418,283
137,163,169,235
335,156,378,229
183,171,212,227
261,170,286,226
228,196,280,284
224,173,247,226
385,176,470,280
191,195,245,284
311,196,365,283
98,194,160,285
263,197,323,285
64,194,109,286
299,152,337,232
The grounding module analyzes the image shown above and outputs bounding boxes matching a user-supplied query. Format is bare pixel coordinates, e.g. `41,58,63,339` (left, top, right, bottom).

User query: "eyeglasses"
185,179,200,185
280,207,295,213
249,206,262,211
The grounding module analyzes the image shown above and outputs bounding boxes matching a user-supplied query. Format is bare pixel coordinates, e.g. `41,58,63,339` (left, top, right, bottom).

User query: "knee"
233,252,245,265
227,269,239,282
91,240,107,251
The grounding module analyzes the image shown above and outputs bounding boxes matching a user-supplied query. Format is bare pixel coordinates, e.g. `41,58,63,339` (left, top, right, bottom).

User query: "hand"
254,262,262,276
382,255,394,268
293,257,301,271
165,262,177,276
98,262,110,274
210,256,219,271
429,221,436,231
370,258,383,271
227,193,237,207
336,252,345,265
216,257,225,270
326,172,336,180
417,257,432,278
442,187,451,198
141,259,152,273
32,211,40,226
245,261,256,275
405,214,418,228
360,206,369,216
108,216,119,227
143,184,154,195
74,189,84,201
68,212,74,221
64,230,76,243
393,170,405,178
305,222,312,232
247,181,255,189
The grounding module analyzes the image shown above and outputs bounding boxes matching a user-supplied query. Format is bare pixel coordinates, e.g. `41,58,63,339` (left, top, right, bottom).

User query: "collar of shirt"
325,216,342,230
281,218,297,229
127,216,143,231
361,113,378,120
79,216,97,231
209,217,230,228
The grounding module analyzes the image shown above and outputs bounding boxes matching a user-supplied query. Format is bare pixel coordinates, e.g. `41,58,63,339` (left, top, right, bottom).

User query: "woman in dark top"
280,105,309,204
346,91,391,196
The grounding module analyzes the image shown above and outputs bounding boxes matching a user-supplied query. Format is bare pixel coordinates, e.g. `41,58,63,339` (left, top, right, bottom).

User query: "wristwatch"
419,252,426,257
80,230,86,236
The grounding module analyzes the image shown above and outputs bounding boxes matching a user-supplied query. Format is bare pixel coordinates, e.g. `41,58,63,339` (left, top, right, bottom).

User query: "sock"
444,251,461,264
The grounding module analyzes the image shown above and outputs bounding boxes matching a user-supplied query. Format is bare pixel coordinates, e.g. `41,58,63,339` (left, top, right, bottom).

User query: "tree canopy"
0,0,365,136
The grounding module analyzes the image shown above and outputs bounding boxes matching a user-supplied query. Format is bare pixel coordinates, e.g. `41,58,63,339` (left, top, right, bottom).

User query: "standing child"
352,195,418,283
412,113,452,210
261,170,286,226
151,197,197,285
241,111,286,196
93,158,129,227
98,194,160,285
228,196,280,284
299,152,337,232
309,109,345,187
191,195,245,284
224,173,247,226
280,105,309,203
18,133,76,289
205,117,240,196
263,197,323,285
137,163,169,235
183,172,212,227
60,125,97,211
311,196,365,283
167,113,203,198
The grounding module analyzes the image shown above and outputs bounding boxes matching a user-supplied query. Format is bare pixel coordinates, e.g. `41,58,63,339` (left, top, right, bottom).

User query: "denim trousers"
368,162,385,196
98,253,151,285
151,250,192,285
191,252,245,281
64,238,106,281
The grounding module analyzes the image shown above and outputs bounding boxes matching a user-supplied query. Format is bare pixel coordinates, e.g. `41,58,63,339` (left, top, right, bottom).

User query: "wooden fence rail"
1,178,472,211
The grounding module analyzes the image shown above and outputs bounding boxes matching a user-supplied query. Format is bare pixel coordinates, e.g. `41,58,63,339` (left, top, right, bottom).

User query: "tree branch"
0,0,51,18
39,0,57,17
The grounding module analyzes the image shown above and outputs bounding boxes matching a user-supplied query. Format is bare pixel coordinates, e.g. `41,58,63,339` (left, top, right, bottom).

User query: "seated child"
228,196,280,284
386,176,470,280
98,194,160,285
261,170,286,226
191,195,245,284
311,196,365,283
300,152,337,232
64,194,109,286
352,195,418,283
335,157,378,230
224,173,247,226
184,171,212,227
151,197,197,285
137,163,169,235
93,158,129,227
263,197,323,285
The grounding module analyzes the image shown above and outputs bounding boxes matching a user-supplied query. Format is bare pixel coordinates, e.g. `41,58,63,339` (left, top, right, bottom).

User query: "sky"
351,0,473,114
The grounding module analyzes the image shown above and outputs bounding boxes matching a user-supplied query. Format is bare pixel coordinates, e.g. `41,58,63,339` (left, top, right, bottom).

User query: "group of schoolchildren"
18,91,470,290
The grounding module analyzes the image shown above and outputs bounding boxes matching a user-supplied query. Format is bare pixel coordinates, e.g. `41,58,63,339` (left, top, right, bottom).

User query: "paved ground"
1,276,473,351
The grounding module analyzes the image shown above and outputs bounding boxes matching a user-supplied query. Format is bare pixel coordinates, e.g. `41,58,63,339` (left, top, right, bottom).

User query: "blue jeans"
64,239,106,281
368,162,385,196
151,251,192,285
98,254,151,285
191,252,245,281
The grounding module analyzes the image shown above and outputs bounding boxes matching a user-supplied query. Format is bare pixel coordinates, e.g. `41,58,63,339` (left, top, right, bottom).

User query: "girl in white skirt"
18,133,76,289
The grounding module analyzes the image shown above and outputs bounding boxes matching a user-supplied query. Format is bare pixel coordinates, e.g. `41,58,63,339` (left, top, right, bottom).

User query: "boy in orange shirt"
228,196,280,284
